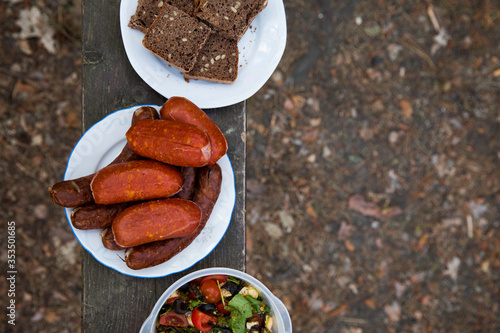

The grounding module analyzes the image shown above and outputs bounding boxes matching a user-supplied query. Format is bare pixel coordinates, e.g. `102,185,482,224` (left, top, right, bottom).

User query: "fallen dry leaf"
384,301,401,322
345,239,355,252
443,257,461,280
284,95,306,116
414,233,429,251
337,220,353,239
306,154,316,163
326,304,348,318
421,295,433,306
410,271,426,283
372,99,385,111
359,123,375,141
309,118,322,126
348,194,381,217
481,261,490,273
395,281,407,298
306,203,318,219
400,99,413,119
263,222,283,239
14,6,57,54
364,298,377,309
348,194,403,220
301,128,319,143
279,211,295,233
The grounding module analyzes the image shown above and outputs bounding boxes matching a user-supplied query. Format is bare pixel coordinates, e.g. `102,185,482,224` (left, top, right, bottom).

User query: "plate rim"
63,105,236,278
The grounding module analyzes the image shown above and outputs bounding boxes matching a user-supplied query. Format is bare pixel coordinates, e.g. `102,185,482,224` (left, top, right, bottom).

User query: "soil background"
1,0,500,332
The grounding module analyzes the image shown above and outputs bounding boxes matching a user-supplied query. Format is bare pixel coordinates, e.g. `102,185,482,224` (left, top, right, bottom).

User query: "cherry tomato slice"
200,279,222,303
200,274,228,285
159,312,189,327
216,301,231,315
192,308,218,332
165,296,180,304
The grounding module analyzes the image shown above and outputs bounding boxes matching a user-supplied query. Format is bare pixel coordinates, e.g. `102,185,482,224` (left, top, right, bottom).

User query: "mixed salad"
156,274,273,333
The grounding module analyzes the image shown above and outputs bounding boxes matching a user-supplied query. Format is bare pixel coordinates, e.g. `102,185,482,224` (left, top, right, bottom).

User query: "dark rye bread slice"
142,4,211,72
129,0,198,33
195,0,268,41
169,0,198,15
129,0,164,33
185,32,239,84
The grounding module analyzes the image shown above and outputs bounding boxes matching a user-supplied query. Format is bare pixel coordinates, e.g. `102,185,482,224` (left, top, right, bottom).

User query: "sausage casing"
191,164,223,222
173,167,197,200
49,174,95,208
48,106,159,207
159,97,227,165
125,119,212,167
90,160,183,204
112,198,202,248
125,164,222,269
100,228,127,250
70,202,130,230
132,106,160,124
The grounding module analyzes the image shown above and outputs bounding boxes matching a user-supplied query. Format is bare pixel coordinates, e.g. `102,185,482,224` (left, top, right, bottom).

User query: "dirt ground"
1,0,499,332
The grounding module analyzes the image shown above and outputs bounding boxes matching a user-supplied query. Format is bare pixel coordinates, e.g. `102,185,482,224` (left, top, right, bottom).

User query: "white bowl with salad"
140,267,292,333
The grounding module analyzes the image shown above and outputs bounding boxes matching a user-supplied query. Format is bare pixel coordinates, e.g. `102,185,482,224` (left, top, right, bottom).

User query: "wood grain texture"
82,0,246,331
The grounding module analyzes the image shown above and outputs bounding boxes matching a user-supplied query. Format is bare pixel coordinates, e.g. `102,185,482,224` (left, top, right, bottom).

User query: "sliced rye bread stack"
129,0,268,83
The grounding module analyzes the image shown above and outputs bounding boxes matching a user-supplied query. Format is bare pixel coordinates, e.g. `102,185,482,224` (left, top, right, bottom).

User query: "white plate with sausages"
119,0,287,108
63,105,236,278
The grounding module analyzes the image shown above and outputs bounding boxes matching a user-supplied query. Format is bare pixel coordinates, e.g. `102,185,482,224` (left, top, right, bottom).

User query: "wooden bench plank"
82,0,246,331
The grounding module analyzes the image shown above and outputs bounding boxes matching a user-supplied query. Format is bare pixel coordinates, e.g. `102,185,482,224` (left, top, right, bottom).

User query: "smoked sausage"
49,174,95,208
125,119,212,167
125,164,222,270
112,198,202,248
131,106,160,124
90,160,183,204
191,164,223,222
173,167,197,200
70,202,131,230
159,97,227,165
48,106,159,207
100,228,127,250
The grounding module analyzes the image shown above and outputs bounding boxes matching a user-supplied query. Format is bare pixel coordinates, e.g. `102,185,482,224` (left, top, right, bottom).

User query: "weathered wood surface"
81,0,246,331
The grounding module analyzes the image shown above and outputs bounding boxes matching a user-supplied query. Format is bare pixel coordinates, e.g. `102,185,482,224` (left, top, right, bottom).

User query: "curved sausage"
49,174,95,208
159,97,228,165
100,228,128,251
131,106,160,124
173,167,197,200
125,164,222,269
125,119,212,167
70,202,131,230
112,198,202,248
48,106,159,207
191,164,223,222
90,160,183,204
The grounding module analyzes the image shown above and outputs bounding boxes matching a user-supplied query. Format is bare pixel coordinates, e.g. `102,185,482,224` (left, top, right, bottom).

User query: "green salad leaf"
229,294,253,317
228,294,253,333
245,295,269,315
189,299,201,309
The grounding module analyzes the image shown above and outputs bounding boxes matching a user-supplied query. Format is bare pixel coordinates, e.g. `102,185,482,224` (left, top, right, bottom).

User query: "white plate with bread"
120,0,287,108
